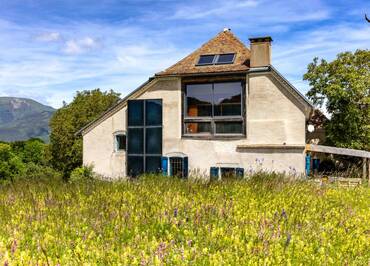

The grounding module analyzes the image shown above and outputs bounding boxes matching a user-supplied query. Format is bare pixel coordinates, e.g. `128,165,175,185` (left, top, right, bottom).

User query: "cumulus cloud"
172,0,259,20
35,32,61,42
63,37,101,55
0,0,369,108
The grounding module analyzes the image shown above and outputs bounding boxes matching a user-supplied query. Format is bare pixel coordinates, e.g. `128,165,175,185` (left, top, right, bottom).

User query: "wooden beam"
237,144,305,150
306,144,370,159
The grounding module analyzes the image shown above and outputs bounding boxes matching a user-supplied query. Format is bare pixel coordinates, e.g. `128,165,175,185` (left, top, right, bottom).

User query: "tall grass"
0,174,369,265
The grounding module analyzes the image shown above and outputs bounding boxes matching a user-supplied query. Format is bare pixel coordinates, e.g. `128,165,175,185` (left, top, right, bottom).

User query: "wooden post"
363,158,367,181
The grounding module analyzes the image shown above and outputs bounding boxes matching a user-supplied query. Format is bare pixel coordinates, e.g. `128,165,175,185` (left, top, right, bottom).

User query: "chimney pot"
249,36,273,68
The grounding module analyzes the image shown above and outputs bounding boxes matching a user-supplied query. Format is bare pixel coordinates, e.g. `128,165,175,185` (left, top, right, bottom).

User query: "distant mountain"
0,97,56,142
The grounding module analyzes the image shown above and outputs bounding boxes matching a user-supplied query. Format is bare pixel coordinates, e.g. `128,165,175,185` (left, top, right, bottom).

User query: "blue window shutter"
235,168,244,178
161,157,168,176
183,157,188,178
305,155,311,176
210,167,219,180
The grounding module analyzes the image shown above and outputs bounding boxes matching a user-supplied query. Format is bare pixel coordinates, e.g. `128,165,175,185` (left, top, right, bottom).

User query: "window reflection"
214,82,242,116
215,122,243,134
186,84,213,117
185,122,211,134
184,81,244,135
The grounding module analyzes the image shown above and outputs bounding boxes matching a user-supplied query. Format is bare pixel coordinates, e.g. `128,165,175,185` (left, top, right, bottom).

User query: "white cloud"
0,0,369,109
171,0,329,24
272,24,370,99
35,32,61,42
63,37,100,55
172,0,259,20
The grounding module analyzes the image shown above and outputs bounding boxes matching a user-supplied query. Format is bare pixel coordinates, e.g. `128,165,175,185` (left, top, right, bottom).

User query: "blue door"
127,99,162,177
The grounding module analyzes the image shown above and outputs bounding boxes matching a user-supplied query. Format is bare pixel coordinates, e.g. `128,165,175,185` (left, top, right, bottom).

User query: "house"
78,29,314,179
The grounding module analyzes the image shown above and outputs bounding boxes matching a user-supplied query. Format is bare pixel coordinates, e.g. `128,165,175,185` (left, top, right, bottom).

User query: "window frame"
215,53,236,65
113,131,126,152
182,79,246,139
196,53,236,66
196,54,217,66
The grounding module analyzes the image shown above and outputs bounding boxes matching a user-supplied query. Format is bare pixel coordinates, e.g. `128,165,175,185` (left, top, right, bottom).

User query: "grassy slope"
0,175,369,265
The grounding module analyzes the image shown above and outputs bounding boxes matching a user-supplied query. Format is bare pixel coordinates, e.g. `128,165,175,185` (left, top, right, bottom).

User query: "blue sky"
0,0,369,108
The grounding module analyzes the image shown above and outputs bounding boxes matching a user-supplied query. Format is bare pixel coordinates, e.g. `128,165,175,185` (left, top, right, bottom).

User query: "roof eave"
155,69,249,78
75,77,155,136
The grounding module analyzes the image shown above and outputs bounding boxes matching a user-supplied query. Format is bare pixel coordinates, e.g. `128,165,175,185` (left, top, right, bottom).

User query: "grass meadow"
0,174,369,265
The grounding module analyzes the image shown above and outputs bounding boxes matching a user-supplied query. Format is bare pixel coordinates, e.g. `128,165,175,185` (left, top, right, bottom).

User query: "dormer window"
197,53,235,66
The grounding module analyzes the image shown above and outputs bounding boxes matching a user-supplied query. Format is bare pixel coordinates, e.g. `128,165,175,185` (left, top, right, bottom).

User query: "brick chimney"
248,36,272,68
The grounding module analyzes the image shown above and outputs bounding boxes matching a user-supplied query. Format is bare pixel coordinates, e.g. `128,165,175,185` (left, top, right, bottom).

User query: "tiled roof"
156,30,250,76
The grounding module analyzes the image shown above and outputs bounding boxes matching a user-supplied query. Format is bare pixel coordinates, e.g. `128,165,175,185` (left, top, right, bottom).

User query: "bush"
0,143,25,181
20,163,63,181
70,165,94,181
11,138,49,165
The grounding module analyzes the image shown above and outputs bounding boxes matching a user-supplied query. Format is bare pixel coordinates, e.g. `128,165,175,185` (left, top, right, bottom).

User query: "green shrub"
70,165,94,181
20,163,63,181
11,138,49,165
0,143,25,181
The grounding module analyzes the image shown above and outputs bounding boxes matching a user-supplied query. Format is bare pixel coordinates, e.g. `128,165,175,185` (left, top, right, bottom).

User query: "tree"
0,143,24,181
304,49,370,151
49,89,120,177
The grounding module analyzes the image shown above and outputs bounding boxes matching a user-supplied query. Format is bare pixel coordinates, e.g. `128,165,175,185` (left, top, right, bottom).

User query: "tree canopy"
49,89,120,177
304,49,370,151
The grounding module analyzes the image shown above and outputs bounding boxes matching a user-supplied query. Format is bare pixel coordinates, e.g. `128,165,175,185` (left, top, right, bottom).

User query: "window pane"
145,156,162,173
214,82,242,116
216,53,235,64
146,127,162,154
127,128,143,154
198,55,215,65
185,122,211,134
215,121,243,134
116,135,126,150
127,156,143,177
169,157,184,177
220,167,236,178
128,100,144,126
146,99,162,126
186,84,212,117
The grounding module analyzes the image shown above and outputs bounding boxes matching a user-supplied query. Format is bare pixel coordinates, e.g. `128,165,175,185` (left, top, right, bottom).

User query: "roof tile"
156,30,250,76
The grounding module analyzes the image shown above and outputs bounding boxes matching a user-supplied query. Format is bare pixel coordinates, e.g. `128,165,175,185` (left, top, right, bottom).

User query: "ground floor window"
210,166,244,180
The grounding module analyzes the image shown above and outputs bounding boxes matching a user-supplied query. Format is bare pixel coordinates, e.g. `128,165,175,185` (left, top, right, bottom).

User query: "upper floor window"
184,81,244,136
197,53,235,66
114,133,126,151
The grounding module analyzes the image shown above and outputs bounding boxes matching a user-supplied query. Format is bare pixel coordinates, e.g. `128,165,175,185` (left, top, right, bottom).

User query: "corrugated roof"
156,30,250,76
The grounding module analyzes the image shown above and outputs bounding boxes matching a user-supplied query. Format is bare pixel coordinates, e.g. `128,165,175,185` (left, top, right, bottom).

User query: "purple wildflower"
285,233,291,248
281,209,288,219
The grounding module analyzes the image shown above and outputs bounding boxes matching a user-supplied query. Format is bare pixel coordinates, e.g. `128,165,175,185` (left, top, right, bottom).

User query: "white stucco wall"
83,73,308,178
83,106,127,178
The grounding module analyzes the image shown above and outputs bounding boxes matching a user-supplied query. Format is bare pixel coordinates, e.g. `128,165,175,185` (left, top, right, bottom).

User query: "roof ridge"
222,30,250,51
